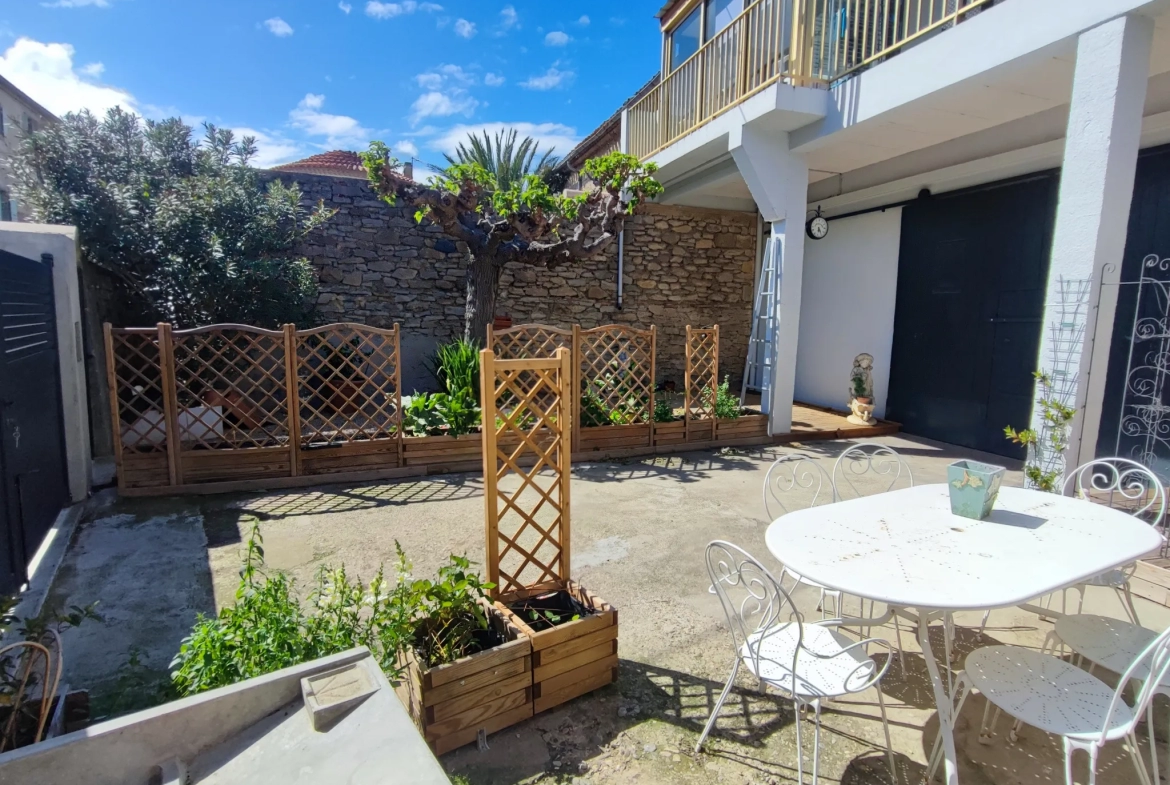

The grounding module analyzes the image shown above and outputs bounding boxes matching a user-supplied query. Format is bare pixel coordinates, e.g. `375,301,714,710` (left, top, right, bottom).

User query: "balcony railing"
627,0,1000,160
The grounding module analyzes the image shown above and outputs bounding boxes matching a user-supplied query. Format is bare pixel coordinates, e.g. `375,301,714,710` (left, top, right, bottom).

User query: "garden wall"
265,172,758,392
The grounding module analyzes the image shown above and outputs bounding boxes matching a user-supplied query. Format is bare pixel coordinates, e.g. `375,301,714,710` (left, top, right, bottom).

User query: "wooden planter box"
496,581,618,715
653,419,686,446
716,413,770,441
395,600,533,756
579,423,652,452
402,432,483,474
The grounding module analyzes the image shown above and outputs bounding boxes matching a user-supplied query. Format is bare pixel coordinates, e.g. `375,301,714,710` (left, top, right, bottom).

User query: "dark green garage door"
886,173,1059,458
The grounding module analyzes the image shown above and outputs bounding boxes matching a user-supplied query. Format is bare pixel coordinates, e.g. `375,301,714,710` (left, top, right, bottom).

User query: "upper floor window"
666,0,745,73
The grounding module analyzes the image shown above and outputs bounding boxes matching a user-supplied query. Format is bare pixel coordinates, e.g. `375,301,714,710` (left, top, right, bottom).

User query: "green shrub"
433,387,482,437
428,339,480,399
404,392,444,435
170,525,496,697
706,375,741,420
653,394,676,423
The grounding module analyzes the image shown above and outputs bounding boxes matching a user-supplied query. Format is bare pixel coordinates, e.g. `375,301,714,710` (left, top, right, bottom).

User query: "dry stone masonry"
268,172,757,389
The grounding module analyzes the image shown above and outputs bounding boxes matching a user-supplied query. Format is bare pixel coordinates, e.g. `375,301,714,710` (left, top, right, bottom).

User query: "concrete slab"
36,434,1170,783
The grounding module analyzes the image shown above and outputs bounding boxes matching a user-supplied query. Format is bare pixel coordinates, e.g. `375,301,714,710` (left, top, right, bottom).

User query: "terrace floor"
44,434,1170,784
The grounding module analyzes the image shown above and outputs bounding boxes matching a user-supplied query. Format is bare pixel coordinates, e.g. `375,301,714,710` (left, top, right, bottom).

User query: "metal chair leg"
1088,744,1099,785
1129,731,1156,785
695,658,739,753
1121,583,1141,625
876,684,896,783
1063,739,1076,785
892,611,906,676
812,702,823,785
794,701,805,785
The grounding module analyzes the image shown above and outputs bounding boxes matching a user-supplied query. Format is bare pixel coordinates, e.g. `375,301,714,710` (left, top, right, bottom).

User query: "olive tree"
362,142,662,342
14,108,334,327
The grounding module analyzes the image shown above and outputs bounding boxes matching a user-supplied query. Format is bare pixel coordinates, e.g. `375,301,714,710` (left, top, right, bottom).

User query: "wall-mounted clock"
806,208,829,240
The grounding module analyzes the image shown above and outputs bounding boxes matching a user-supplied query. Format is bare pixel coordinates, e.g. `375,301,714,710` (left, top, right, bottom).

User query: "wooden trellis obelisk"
480,345,619,714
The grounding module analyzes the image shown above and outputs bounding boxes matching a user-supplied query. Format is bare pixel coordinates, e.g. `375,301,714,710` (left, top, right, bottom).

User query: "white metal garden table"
764,483,1164,785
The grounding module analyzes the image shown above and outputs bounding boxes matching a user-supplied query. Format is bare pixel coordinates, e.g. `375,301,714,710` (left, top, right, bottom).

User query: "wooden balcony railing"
627,0,1001,160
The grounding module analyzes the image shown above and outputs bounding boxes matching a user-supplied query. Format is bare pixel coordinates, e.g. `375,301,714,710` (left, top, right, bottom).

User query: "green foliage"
852,374,869,399
654,394,676,423
433,387,482,437
442,128,562,192
404,392,445,436
1004,371,1076,492
170,524,496,697
706,376,742,420
580,152,665,212
15,108,333,327
428,338,481,398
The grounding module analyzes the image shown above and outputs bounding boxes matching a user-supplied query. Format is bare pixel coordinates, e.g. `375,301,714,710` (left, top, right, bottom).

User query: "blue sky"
0,1,662,168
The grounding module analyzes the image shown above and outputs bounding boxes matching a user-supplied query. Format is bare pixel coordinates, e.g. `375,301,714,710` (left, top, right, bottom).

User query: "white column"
730,125,808,434
1038,14,1151,475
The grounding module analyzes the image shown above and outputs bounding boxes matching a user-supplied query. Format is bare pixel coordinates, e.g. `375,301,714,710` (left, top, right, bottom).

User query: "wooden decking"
786,402,902,442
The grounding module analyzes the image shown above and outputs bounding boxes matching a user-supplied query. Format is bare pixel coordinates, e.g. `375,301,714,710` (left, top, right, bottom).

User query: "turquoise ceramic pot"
947,460,1006,521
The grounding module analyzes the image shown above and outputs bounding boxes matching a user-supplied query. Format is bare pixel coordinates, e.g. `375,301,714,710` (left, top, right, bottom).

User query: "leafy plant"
170,524,498,696
706,375,742,420
404,392,444,436
654,394,676,423
1005,371,1076,492
433,387,482,437
441,128,562,193
15,109,333,327
509,592,589,633
852,374,869,399
428,338,481,399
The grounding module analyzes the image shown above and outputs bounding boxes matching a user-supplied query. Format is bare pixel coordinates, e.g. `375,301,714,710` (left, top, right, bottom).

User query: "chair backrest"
705,540,802,680
832,442,914,502
1099,625,1170,744
763,453,835,520
1064,458,1167,530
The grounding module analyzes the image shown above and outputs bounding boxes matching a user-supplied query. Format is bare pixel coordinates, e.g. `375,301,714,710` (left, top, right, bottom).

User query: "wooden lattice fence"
107,322,403,493
684,325,719,442
577,325,656,453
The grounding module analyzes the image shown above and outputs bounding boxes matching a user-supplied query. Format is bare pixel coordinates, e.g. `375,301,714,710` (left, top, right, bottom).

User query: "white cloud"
416,64,474,90
0,37,136,117
79,61,104,77
394,140,420,158
577,15,590,25
484,72,505,87
338,2,352,13
289,93,373,147
545,31,570,46
410,90,478,124
41,0,110,7
430,122,578,158
264,17,294,37
233,127,306,168
498,5,518,32
520,66,573,91
454,19,476,38
365,1,441,19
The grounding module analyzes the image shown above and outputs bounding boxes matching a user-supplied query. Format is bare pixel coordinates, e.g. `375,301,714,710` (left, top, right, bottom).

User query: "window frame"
661,0,749,77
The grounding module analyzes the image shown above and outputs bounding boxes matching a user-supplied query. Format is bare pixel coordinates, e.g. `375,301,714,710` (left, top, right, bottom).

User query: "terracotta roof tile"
271,150,367,178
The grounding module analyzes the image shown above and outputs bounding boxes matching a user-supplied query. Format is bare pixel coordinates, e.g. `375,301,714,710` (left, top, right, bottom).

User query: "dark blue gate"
0,249,69,594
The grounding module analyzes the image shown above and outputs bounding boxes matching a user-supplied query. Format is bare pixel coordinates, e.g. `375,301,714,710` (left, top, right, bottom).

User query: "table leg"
919,611,959,785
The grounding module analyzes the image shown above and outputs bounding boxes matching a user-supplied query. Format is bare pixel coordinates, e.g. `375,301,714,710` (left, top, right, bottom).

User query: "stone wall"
269,172,758,391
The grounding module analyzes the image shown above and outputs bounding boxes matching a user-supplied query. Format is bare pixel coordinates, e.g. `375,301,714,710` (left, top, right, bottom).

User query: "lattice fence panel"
294,324,401,445
108,328,167,453
489,324,574,360
482,350,573,596
685,325,719,440
578,325,656,427
171,327,289,449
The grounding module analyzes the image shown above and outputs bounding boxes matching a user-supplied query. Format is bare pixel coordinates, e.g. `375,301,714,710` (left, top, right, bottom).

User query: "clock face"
807,215,829,240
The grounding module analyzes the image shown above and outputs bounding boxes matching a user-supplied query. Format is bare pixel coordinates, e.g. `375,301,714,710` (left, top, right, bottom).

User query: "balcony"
627,0,1002,160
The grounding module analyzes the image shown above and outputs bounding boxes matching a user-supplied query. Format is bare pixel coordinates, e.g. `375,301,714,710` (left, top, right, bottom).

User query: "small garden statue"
847,353,876,426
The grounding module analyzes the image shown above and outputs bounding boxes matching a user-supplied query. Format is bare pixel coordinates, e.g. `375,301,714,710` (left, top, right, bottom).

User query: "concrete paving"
42,434,1170,783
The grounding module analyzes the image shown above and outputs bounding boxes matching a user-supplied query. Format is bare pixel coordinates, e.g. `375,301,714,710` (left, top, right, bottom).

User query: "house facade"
0,74,56,222
601,0,1170,475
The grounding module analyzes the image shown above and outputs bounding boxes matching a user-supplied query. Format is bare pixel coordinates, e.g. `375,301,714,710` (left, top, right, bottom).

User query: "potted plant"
851,374,872,405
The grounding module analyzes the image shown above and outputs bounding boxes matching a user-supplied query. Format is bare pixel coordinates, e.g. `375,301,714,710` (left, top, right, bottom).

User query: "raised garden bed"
395,599,533,756
496,582,618,715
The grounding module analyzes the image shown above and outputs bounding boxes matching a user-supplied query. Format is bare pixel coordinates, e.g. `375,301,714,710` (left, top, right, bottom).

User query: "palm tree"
442,129,562,191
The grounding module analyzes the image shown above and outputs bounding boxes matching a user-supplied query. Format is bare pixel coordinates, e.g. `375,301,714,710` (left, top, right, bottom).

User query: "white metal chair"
927,631,1170,785
831,442,914,501
763,453,840,617
698,541,895,785
1061,458,1167,623
1050,615,1170,782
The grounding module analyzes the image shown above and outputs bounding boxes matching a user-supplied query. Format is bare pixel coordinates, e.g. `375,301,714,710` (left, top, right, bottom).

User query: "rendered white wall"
0,223,89,502
795,209,902,419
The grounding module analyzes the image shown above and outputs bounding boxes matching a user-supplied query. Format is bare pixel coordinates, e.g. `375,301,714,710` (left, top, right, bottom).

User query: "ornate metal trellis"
1116,255,1170,481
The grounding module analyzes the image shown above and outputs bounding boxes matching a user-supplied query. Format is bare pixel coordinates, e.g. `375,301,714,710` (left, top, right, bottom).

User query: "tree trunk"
463,251,500,345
